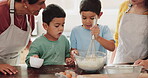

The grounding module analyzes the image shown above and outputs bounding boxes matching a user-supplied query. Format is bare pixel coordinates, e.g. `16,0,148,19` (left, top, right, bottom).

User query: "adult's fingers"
3,68,13,75
0,69,7,75
134,59,142,65
4,65,18,75
7,66,18,74
0,64,18,75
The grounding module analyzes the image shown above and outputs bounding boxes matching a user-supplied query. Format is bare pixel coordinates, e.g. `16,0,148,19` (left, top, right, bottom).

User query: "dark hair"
15,0,38,4
42,4,66,25
145,0,148,8
80,0,101,15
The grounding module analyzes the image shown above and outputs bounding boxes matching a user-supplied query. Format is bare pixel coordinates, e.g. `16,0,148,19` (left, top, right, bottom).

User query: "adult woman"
0,0,46,75
113,0,148,64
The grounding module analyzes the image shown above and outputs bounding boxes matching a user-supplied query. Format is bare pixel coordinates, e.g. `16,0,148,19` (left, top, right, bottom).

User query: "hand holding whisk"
86,15,99,57
90,16,100,40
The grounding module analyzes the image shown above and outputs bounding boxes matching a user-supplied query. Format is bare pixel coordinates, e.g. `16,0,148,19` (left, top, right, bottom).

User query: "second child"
26,4,74,66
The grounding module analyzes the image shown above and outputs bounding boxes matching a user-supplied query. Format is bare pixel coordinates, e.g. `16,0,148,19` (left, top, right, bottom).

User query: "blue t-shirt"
70,24,114,55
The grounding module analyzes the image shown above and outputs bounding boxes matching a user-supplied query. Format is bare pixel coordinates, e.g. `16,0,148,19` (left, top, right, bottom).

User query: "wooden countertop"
0,65,147,78
0,65,103,78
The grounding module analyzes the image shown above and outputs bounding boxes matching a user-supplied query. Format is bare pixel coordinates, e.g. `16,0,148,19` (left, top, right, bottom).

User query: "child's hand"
66,58,75,65
70,50,79,60
71,50,79,55
90,25,100,39
31,55,39,58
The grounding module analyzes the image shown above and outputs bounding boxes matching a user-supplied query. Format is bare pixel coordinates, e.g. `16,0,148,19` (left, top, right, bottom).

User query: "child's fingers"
66,58,75,65
32,55,39,58
74,50,79,55
90,26,100,36
90,25,98,30
71,50,79,55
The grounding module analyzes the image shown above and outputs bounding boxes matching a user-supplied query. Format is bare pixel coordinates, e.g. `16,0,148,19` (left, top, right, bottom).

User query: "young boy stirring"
70,0,115,56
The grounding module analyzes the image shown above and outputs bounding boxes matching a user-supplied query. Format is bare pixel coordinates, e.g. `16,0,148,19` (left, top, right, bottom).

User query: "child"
25,4,74,67
113,0,148,64
70,0,115,55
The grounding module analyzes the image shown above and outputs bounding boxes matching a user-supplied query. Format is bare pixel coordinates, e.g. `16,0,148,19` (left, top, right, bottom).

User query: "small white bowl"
30,57,44,68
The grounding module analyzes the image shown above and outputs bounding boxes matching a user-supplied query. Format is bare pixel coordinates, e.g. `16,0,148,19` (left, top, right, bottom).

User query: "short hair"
42,4,66,25
15,0,39,4
80,0,101,15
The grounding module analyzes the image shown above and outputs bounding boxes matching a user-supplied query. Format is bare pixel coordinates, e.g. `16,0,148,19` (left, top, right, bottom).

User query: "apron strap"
10,0,15,25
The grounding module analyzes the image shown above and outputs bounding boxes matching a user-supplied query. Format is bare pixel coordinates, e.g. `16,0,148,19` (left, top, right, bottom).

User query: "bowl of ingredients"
104,65,142,78
74,50,106,71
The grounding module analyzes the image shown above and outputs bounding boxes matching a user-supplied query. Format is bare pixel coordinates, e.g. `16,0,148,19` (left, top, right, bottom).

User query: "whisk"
86,15,98,58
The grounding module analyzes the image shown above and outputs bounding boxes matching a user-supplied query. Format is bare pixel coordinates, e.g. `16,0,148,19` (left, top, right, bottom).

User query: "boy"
70,0,115,56
26,4,74,67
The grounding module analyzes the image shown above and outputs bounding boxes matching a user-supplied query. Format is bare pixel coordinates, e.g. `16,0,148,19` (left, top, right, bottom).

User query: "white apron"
0,0,31,65
113,13,148,64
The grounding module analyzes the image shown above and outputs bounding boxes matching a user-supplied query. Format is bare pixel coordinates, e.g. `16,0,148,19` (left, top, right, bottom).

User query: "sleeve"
0,2,9,34
102,25,114,41
25,41,40,67
64,36,70,58
70,29,77,49
114,1,129,47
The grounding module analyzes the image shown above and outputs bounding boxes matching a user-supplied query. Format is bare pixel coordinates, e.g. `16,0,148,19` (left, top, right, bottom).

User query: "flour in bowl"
76,55,105,71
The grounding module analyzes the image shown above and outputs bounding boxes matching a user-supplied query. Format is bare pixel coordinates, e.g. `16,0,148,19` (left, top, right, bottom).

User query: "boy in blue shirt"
70,0,115,55
26,4,74,66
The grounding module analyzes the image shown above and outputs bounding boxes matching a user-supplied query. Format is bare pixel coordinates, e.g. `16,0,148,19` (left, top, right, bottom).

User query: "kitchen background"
20,0,125,65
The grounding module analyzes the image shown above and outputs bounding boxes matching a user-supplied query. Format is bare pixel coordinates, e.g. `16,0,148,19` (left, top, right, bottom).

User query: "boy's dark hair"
15,0,39,4
42,4,66,25
80,0,101,15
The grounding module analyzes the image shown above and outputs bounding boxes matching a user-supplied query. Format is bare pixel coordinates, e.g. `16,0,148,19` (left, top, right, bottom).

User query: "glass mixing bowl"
104,65,142,78
74,50,106,71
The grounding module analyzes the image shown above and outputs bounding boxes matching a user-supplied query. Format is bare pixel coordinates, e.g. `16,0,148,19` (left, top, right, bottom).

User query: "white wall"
33,0,125,36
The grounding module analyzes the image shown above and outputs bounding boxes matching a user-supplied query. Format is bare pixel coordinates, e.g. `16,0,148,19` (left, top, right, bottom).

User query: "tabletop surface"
0,65,147,78
0,65,105,78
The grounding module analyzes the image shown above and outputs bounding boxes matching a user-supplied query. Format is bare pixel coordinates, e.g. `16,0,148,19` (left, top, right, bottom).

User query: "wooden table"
0,65,105,78
0,65,147,78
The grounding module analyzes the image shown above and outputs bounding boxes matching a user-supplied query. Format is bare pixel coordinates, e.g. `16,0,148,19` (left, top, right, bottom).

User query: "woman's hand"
134,59,148,69
0,64,18,75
